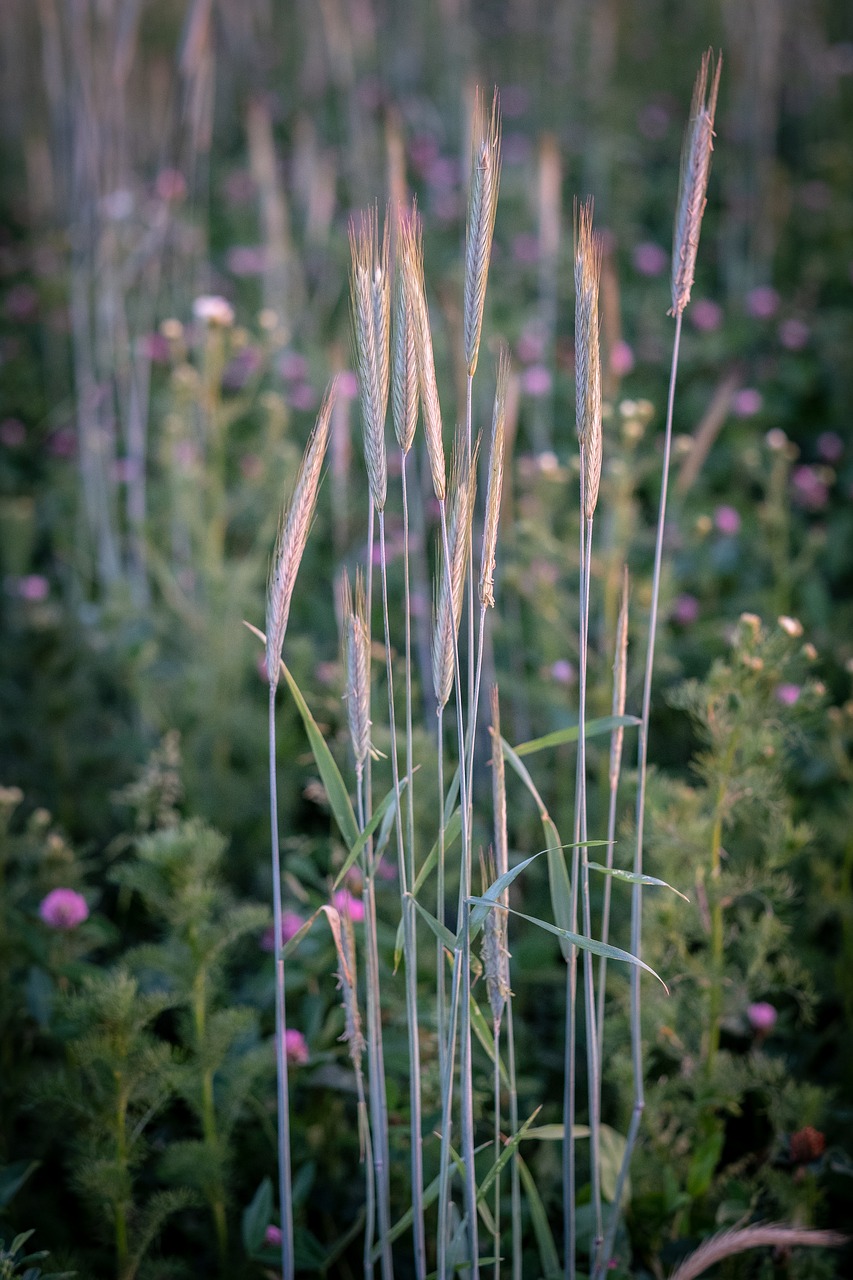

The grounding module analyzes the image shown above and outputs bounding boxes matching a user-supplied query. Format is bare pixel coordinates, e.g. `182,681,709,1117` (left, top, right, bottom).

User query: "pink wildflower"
714,505,741,535
39,887,89,930
333,889,365,924
747,1001,778,1033
284,1028,309,1066
775,684,801,707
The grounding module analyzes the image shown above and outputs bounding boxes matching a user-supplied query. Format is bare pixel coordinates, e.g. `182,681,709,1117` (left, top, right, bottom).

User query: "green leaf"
467,898,668,990
475,1106,543,1202
598,1124,631,1206
522,1124,590,1141
587,861,689,901
469,993,510,1088
517,1153,562,1279
333,780,406,890
244,621,359,848
686,1119,724,1199
468,851,544,937
500,737,573,960
279,660,359,848
242,1177,273,1255
0,1160,40,1210
513,714,641,757
409,895,457,952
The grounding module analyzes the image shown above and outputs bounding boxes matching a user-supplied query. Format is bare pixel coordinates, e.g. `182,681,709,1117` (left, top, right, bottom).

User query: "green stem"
193,969,228,1266
706,738,737,1074
593,310,684,1280
378,511,422,1278
115,1081,130,1280
269,686,295,1280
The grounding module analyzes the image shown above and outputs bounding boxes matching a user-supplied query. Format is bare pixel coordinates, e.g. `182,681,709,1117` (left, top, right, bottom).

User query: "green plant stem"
436,497,476,1280
268,686,295,1280
706,738,736,1074
437,706,448,1085
466,373,475,741
493,1023,501,1280
579,516,603,1258
506,1003,522,1280
115,1080,130,1280
379,511,423,1279
192,968,228,1266
593,310,684,1280
595,767,620,1104
356,776,378,1280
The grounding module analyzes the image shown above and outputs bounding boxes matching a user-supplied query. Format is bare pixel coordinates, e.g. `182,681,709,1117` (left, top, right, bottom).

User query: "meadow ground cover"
1,2,852,1277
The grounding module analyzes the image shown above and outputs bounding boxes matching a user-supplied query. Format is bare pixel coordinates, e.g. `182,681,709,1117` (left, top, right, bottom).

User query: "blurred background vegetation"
0,1,852,1275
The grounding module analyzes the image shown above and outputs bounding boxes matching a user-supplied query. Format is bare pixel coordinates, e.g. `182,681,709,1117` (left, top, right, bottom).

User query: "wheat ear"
266,380,336,689
667,1225,845,1280
671,49,722,316
393,207,419,455
464,87,502,378
574,198,603,520
432,431,477,711
350,207,390,511
399,205,446,501
339,568,371,787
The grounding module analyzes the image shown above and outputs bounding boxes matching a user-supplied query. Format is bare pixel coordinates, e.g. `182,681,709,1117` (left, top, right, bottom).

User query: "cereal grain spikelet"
464,88,502,377
671,50,722,316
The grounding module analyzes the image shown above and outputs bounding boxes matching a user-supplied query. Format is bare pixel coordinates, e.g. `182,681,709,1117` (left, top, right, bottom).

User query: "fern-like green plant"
110,819,271,1272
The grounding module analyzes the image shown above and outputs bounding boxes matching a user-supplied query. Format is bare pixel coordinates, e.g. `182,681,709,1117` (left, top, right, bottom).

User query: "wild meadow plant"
252,48,847,1280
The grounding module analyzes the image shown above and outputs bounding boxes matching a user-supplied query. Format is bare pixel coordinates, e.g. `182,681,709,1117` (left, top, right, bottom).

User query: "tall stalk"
593,50,720,1278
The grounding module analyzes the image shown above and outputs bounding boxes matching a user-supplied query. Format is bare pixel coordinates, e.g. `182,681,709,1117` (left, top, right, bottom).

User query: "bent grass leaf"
333,780,406,890
244,621,359,848
500,735,573,960
587,861,689,901
517,1153,561,1280
467,898,668,990
513,713,640,758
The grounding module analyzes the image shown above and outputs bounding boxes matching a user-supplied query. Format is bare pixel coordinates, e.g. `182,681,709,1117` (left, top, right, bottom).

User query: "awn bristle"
399,206,446,502
349,207,390,511
479,345,510,609
266,380,336,691
464,88,502,377
609,566,630,789
667,1224,845,1280
432,431,477,710
339,568,371,779
574,198,603,519
671,50,722,317
392,213,419,455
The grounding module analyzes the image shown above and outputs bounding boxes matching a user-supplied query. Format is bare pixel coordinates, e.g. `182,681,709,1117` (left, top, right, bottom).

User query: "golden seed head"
464,88,502,377
671,50,722,316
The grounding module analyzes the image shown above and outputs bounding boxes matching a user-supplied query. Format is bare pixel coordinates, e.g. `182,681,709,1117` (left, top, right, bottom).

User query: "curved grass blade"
513,713,640,758
499,735,573,960
587,862,689,901
333,780,407,890
517,1153,561,1280
245,620,359,848
467,898,668,990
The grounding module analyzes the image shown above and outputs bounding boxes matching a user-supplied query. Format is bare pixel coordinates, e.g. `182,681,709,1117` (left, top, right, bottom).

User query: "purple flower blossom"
139,333,171,364
791,464,829,511
747,1001,778,1033
549,659,576,685
775,683,801,707
333,889,365,923
260,911,305,952
672,593,700,626
745,286,780,319
337,370,359,399
278,351,309,382
17,575,50,601
732,388,763,418
287,383,318,412
516,323,547,364
714,505,741,535
284,1028,309,1066
778,318,809,351
689,299,723,332
264,1225,283,1247
521,365,552,398
512,233,539,265
39,887,89,930
226,246,267,277
610,340,635,376
155,168,187,202
633,241,668,277
817,431,843,463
